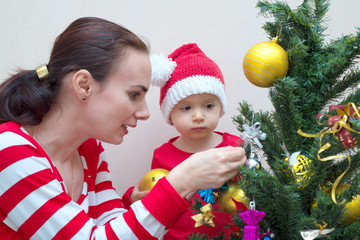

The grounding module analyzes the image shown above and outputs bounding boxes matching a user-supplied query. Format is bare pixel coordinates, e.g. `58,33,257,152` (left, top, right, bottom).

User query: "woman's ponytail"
0,68,55,125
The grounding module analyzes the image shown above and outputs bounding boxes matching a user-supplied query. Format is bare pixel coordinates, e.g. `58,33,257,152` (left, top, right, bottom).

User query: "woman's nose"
136,102,150,121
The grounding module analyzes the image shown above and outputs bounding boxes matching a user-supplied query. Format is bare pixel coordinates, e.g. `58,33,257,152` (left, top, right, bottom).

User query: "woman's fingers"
219,146,247,163
166,146,247,198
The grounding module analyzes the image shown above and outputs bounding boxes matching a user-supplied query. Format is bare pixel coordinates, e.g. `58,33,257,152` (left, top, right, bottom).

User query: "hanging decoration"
343,193,360,224
217,180,250,215
239,201,266,240
198,188,216,204
191,203,215,228
297,102,360,204
300,222,334,240
198,184,228,204
240,121,267,170
243,36,289,88
281,143,313,187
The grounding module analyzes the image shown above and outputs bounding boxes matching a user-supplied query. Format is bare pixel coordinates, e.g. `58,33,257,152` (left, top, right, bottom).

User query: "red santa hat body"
150,43,226,124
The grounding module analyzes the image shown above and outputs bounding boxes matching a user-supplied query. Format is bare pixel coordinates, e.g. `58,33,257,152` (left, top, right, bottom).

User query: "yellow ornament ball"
217,180,250,215
139,168,169,191
336,183,360,225
284,153,312,187
343,194,360,224
243,36,289,87
314,183,360,225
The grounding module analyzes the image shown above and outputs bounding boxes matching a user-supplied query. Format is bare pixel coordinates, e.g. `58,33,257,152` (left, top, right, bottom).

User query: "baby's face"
169,93,222,139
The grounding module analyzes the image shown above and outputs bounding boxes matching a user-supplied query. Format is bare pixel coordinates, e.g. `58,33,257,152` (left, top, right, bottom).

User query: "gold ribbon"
191,203,215,228
297,102,360,204
314,221,327,234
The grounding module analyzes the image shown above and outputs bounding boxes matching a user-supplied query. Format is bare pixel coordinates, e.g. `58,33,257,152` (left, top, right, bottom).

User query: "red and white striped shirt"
0,122,189,239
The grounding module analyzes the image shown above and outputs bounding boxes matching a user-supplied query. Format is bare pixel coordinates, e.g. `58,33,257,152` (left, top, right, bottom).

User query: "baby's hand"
130,178,150,203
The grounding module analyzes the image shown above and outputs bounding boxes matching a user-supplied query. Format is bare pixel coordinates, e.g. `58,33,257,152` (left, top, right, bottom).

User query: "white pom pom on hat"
150,43,226,124
150,53,177,88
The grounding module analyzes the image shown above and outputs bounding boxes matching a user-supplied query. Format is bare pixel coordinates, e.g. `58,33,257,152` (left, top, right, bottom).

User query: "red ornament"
326,104,360,149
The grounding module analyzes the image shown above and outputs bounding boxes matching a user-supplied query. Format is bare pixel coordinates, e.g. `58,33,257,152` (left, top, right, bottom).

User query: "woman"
0,17,246,239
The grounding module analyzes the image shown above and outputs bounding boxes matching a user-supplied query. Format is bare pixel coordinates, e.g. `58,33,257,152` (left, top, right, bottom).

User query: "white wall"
1,0,359,195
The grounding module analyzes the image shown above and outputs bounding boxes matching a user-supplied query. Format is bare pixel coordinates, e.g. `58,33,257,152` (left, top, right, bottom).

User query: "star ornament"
191,203,215,228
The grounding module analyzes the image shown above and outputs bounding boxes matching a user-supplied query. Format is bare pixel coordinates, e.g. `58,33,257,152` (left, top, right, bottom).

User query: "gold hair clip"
35,64,49,80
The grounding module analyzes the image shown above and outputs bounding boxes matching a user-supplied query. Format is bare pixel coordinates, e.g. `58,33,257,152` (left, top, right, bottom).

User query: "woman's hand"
166,146,246,199
130,178,150,203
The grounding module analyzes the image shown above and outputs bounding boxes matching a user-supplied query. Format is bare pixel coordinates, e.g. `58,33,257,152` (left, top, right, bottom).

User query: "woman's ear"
72,69,93,101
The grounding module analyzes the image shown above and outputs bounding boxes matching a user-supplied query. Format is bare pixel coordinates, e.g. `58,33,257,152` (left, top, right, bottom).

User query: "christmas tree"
191,0,360,239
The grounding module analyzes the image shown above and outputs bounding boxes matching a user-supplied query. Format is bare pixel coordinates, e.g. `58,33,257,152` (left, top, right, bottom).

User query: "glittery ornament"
239,203,266,240
284,152,312,186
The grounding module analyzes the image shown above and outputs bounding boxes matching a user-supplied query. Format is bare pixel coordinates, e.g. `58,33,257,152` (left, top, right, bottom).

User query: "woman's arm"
0,132,189,239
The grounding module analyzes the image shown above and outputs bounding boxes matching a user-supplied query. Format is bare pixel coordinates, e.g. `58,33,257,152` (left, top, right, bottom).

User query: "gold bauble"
336,184,360,225
343,194,360,224
243,36,289,88
139,168,169,191
217,180,249,215
311,184,360,224
285,153,312,187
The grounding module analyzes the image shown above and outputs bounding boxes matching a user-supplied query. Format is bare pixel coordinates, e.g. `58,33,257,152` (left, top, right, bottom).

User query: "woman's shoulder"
0,122,37,149
0,121,21,134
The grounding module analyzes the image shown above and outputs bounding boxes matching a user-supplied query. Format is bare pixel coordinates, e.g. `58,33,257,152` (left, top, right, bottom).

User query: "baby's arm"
122,179,149,209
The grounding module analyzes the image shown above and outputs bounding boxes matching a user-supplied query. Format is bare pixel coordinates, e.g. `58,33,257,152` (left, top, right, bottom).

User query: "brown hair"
0,17,149,125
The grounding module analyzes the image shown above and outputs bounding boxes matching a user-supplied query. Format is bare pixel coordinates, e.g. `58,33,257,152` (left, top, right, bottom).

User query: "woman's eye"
129,92,140,100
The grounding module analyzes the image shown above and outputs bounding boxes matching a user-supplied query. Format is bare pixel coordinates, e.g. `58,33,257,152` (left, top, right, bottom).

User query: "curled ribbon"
240,122,267,149
191,203,215,228
297,102,360,204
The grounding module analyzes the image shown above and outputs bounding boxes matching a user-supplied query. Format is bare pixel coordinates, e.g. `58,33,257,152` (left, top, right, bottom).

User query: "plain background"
0,0,359,196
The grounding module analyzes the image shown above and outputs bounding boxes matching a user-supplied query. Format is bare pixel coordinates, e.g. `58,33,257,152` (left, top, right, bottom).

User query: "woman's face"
86,47,151,145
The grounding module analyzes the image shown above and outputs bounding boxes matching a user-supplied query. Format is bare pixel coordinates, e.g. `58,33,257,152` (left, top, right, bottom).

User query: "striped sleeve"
0,129,190,239
91,142,190,238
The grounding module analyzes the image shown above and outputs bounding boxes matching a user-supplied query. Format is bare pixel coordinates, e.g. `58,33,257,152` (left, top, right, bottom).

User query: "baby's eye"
129,92,141,100
205,103,215,109
181,106,191,111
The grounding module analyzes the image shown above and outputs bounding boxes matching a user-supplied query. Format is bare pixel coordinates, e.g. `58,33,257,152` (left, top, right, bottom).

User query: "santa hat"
150,43,226,124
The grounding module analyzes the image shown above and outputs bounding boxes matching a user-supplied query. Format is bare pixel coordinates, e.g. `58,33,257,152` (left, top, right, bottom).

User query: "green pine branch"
228,0,360,239
194,1,360,239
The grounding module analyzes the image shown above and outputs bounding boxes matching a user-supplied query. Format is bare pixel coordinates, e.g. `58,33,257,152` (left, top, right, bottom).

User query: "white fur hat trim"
161,75,226,124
